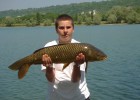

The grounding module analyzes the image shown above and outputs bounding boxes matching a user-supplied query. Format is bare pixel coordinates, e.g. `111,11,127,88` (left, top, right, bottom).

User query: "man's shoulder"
44,40,58,47
71,39,80,43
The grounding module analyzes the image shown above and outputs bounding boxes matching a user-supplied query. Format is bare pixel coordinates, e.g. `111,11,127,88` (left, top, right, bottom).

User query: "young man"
41,14,90,100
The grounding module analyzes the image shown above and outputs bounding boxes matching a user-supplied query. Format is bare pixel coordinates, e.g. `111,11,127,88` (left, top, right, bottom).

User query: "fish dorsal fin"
33,47,45,54
33,44,67,54
33,43,74,54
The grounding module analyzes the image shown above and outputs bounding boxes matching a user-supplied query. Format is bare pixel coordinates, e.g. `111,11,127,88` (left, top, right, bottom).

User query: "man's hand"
42,54,52,67
74,53,85,66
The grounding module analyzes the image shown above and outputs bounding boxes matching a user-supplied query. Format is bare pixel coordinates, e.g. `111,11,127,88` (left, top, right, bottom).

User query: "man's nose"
63,28,68,35
64,27,68,32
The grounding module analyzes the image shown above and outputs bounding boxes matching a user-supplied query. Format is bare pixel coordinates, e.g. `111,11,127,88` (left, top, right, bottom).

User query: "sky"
0,0,105,11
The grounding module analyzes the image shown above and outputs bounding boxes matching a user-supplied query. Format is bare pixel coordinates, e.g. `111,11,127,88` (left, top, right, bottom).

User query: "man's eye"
58,26,65,29
66,26,71,29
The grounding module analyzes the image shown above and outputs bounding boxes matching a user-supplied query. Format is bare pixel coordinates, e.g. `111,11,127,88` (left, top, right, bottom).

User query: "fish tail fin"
8,55,33,79
8,62,20,70
8,59,26,71
8,55,32,70
18,64,31,79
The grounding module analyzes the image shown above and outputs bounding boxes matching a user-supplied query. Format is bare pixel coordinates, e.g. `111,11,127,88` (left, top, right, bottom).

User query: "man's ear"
56,29,59,34
72,29,74,33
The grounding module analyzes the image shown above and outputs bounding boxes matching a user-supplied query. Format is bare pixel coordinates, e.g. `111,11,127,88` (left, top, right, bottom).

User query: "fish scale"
44,43,86,63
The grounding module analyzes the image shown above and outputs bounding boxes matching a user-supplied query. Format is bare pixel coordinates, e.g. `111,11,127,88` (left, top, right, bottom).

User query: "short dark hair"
55,14,74,29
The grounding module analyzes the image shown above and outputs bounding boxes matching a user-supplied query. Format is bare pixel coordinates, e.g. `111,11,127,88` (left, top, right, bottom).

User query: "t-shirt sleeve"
80,62,86,71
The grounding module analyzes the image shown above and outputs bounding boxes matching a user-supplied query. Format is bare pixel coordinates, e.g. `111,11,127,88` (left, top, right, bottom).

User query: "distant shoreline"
0,23,132,28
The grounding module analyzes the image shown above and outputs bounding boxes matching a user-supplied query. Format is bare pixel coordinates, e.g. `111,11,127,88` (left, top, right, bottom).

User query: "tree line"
0,6,139,27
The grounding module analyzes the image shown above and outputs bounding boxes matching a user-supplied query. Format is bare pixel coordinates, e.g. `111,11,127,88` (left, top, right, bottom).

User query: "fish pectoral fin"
18,64,31,79
85,61,88,73
62,63,70,70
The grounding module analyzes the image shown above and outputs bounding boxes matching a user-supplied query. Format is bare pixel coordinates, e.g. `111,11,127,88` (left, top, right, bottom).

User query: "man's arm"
42,54,55,82
71,53,85,82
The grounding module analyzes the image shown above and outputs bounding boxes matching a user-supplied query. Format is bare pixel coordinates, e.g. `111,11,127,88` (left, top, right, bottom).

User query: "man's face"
56,20,74,44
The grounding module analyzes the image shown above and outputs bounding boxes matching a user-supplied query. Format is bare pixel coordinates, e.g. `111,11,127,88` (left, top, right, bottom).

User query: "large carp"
8,43,107,79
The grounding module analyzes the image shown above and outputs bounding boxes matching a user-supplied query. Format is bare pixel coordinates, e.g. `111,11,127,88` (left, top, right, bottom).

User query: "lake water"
0,24,140,100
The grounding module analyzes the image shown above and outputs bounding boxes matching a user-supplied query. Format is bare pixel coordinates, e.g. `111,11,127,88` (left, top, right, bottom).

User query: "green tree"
93,14,101,25
15,16,23,24
85,17,92,25
36,12,41,25
135,13,140,24
126,11,137,24
4,16,14,26
106,6,126,23
77,14,84,24
107,14,117,24
43,19,52,26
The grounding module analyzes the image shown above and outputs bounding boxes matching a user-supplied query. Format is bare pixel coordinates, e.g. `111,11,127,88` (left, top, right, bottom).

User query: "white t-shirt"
41,39,90,100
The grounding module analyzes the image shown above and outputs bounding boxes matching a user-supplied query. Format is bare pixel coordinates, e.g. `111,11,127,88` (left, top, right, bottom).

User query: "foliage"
36,12,41,25
105,6,140,24
93,13,102,25
4,16,14,26
0,0,140,26
0,0,140,18
107,14,117,24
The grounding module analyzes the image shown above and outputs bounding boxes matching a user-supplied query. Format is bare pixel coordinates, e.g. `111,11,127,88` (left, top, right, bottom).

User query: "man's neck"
59,40,72,44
